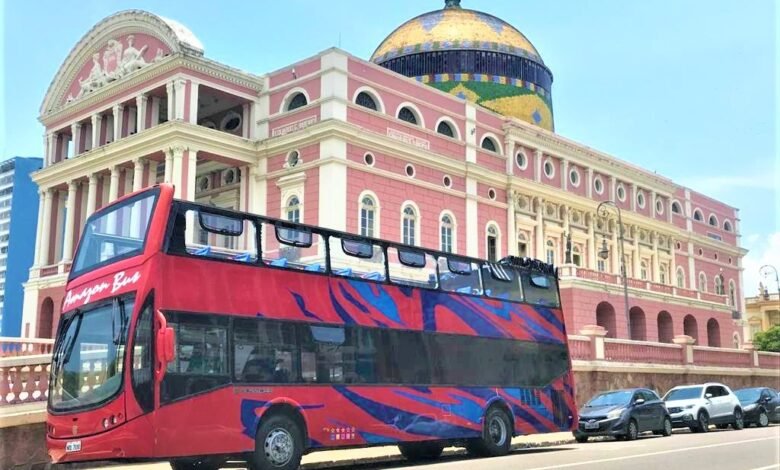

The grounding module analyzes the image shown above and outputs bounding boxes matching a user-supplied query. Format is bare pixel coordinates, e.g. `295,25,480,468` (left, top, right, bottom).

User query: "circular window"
543,159,555,179
443,175,452,188
594,177,604,195
488,188,496,200
515,152,527,170
617,184,626,201
405,164,415,178
656,198,664,215
223,169,236,185
364,153,375,166
637,191,646,208
569,168,580,187
287,150,300,168
220,111,242,132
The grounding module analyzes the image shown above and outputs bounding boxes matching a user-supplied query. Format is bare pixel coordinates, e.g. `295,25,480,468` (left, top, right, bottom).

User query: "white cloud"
742,231,780,300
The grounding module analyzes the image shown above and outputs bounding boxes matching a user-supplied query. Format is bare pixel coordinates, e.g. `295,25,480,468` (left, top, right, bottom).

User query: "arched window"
724,220,733,232
596,302,617,338
629,307,647,341
708,214,718,227
714,275,724,295
440,214,454,253
698,272,707,293
546,239,555,265
671,201,682,214
707,318,721,347
640,261,648,280
355,91,378,111
677,267,685,288
402,205,417,245
360,196,376,237
481,136,498,153
517,232,528,257
693,209,703,222
397,107,418,125
38,297,54,338
286,92,308,111
659,263,668,284
657,311,674,343
729,280,736,307
683,314,698,341
487,225,499,261
572,245,582,267
286,196,301,223
436,120,455,138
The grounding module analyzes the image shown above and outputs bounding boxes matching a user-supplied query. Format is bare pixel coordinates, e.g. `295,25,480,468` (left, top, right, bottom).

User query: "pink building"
22,4,746,349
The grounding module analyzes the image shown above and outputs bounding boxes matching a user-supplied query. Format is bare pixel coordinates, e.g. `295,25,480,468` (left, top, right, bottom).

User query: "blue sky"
1,0,777,293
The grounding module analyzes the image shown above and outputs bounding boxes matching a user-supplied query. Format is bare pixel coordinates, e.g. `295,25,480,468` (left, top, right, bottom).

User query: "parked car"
734,387,780,427
664,383,744,432
573,388,672,442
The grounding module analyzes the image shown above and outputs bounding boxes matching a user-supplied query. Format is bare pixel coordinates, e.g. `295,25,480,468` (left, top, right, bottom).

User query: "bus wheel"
398,441,444,461
251,414,304,470
467,406,512,457
169,456,225,470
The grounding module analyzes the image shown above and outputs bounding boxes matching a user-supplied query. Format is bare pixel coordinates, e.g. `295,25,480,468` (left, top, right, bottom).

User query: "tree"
753,326,780,352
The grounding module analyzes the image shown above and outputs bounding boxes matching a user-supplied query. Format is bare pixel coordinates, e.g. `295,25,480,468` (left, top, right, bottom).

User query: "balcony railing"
603,338,682,364
757,352,780,370
0,338,54,357
567,335,592,360
692,345,753,368
0,355,51,406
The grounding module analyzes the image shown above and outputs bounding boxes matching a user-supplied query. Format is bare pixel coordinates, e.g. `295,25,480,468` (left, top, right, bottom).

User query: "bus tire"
467,406,513,457
169,456,225,470
250,413,304,470
398,441,444,461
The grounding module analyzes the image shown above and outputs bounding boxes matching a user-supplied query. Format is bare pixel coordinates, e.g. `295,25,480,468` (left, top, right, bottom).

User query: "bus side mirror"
154,310,175,381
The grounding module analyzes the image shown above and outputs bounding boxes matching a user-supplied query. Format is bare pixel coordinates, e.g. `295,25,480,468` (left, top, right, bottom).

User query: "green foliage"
753,325,780,352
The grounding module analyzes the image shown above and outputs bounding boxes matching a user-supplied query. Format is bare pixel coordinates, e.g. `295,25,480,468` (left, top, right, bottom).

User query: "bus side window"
178,208,258,263
262,222,324,271
481,263,523,302
438,257,482,295
233,318,297,384
387,247,437,289
328,236,385,281
521,273,560,307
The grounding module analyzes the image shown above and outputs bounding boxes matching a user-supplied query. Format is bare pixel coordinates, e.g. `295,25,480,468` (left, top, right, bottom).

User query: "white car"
663,383,744,432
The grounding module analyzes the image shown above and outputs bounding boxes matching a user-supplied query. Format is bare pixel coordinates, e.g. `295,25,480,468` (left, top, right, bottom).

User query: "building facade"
744,288,780,341
22,4,746,348
0,157,43,336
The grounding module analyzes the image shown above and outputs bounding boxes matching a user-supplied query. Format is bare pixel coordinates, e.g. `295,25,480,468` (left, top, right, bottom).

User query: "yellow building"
744,287,780,340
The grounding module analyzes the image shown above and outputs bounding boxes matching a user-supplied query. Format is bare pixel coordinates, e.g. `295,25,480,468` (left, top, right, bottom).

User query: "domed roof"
371,1,543,64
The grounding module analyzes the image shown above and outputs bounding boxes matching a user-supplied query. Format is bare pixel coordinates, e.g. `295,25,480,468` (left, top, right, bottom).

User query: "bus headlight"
102,418,110,429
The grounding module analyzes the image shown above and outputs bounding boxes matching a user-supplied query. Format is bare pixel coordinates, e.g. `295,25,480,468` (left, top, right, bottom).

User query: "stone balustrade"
0,338,54,357
0,355,51,406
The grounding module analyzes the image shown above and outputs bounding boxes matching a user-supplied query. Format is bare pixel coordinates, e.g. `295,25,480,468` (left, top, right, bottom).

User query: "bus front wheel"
250,413,304,470
398,441,445,461
466,406,512,457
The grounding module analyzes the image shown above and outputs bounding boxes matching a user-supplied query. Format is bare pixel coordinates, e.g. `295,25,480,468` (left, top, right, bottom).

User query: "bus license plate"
584,421,599,430
65,441,82,453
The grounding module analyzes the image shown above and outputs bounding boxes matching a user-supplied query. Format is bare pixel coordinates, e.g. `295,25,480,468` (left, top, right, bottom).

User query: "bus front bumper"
47,417,153,464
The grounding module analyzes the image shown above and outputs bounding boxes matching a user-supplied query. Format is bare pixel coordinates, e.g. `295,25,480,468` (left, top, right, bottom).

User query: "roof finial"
444,0,461,9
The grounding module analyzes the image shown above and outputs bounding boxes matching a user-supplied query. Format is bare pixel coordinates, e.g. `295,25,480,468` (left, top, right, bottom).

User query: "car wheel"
625,419,639,441
575,435,589,443
661,417,673,437
758,410,770,427
467,406,513,457
732,409,744,430
697,411,709,433
250,413,304,470
399,442,444,461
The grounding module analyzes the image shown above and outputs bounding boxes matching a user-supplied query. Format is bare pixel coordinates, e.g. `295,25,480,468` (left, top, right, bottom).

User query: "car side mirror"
762,396,771,403
634,398,645,406
154,310,176,382
705,393,713,399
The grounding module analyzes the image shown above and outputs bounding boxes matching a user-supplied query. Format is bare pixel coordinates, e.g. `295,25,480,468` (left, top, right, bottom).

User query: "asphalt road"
86,425,780,470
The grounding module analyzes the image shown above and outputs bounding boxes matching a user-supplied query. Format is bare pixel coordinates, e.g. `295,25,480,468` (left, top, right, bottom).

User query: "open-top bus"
47,183,576,470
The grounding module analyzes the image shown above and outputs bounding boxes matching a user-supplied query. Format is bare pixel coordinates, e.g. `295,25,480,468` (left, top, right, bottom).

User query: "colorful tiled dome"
371,0,554,131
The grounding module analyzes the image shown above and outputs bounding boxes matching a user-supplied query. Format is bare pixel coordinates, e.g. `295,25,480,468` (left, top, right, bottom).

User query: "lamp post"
760,264,780,307
597,200,631,338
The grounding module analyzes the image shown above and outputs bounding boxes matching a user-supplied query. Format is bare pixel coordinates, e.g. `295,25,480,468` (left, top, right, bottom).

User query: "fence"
0,337,54,357
0,355,51,406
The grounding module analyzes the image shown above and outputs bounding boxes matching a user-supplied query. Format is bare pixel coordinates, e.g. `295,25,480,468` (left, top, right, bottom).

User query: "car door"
644,390,665,430
762,389,779,420
716,386,732,418
704,385,723,418
632,391,652,431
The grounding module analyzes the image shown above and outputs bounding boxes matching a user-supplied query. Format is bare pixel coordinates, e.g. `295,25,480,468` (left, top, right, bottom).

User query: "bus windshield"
71,189,158,278
49,296,133,412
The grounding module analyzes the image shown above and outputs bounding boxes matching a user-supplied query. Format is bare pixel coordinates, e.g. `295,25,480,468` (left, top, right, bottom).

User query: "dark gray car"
574,388,673,442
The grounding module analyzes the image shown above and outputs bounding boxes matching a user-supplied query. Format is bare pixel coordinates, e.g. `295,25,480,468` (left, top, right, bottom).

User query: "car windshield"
586,390,633,407
735,388,762,403
664,387,703,401
72,189,158,277
49,296,133,411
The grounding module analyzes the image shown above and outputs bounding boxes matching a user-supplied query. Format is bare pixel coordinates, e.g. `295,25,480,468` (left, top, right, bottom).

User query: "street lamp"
597,200,631,338
760,264,780,307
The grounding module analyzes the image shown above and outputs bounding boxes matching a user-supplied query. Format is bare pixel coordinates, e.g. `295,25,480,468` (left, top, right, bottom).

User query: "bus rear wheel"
169,456,225,470
466,406,512,457
398,441,445,461
250,414,304,470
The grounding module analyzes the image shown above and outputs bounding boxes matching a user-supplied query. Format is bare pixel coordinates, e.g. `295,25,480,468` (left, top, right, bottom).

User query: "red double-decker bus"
47,183,576,470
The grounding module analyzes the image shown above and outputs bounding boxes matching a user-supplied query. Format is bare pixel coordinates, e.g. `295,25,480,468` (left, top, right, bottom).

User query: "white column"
38,189,53,266
133,158,145,192
61,181,78,262
587,213,597,270
136,95,148,132
166,82,174,122
670,239,677,287
86,174,98,217
148,160,159,186
632,230,640,279
173,79,187,120
561,160,569,191
113,104,124,141
505,141,516,176
651,190,657,218
507,190,517,256
630,183,637,211
610,176,617,203
128,107,138,135
652,232,660,282
46,133,56,166
171,146,185,198
188,81,199,123
109,166,120,202
242,103,250,137
164,149,173,183
534,150,543,182
586,168,593,199
32,191,46,268
249,101,258,139
535,198,545,259
91,115,102,148
70,123,81,157
151,96,161,126
611,224,620,275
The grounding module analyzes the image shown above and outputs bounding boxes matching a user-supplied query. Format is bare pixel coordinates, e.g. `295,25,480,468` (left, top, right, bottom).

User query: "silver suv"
663,383,744,432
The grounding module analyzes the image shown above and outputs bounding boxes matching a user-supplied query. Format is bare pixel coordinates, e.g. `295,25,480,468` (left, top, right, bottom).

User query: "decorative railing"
603,338,682,364
699,292,726,304
692,345,753,368
648,282,674,295
567,335,592,360
676,287,699,299
757,352,780,370
0,338,55,357
574,268,618,284
0,355,51,406
626,278,647,289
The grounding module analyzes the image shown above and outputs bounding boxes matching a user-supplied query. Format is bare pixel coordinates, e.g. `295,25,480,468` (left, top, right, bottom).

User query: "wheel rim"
488,415,508,446
264,428,294,467
629,422,637,439
699,413,708,428
735,410,743,428
760,412,769,426
665,419,672,435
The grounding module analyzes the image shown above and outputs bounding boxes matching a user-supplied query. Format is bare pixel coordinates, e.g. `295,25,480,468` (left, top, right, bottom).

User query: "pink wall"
540,154,562,189
269,77,321,114
269,57,321,89
267,143,320,173
567,164,587,197
514,145,535,181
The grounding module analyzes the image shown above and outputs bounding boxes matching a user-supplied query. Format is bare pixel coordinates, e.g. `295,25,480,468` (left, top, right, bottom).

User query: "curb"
302,438,576,469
